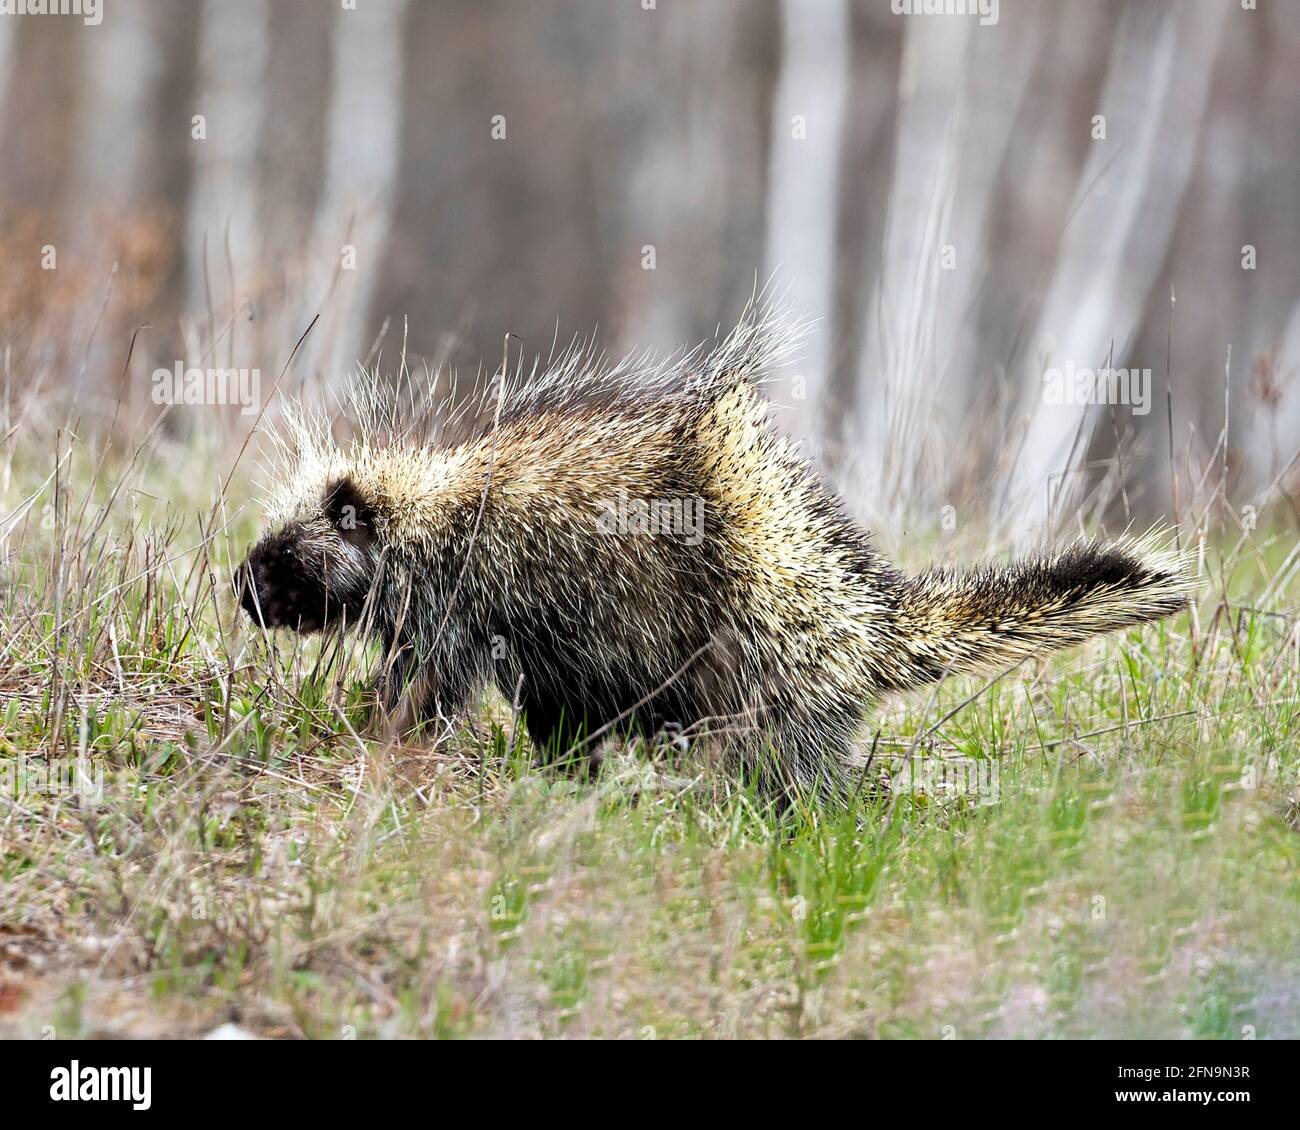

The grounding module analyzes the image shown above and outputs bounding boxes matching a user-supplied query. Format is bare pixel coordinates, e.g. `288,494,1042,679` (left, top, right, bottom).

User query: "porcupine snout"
237,526,331,632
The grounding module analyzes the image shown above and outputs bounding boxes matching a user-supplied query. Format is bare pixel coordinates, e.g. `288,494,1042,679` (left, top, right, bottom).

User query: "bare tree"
851,14,979,526
184,0,271,353
1004,0,1228,538
72,0,159,213
762,0,849,444
305,0,409,383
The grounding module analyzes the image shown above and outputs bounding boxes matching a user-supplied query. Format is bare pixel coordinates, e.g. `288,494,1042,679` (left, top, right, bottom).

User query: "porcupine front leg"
490,628,607,775
376,626,484,734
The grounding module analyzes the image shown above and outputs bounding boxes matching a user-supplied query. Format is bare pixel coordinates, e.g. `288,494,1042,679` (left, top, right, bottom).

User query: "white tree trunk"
762,0,849,444
184,0,270,351
851,15,1037,528
72,0,159,212
1002,0,1227,540
613,2,759,355
0,17,13,110
305,0,409,382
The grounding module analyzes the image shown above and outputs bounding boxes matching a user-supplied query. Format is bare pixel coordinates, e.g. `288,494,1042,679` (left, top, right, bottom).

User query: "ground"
0,427,1297,1040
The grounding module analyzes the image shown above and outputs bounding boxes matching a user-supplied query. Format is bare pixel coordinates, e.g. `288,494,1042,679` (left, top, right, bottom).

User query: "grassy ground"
1,415,1297,1040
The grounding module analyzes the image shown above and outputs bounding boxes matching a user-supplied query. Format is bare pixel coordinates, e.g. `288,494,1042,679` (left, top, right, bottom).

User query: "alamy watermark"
0,0,102,26
595,488,705,546
1,754,103,804
891,0,998,27
50,1061,150,1110
152,362,261,416
891,755,999,806
1042,361,1152,416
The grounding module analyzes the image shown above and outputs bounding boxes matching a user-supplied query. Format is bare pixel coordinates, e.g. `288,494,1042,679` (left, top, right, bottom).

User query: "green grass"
0,423,1297,1039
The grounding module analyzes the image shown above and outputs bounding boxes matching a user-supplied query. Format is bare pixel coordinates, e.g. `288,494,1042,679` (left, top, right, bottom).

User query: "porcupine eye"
323,477,377,550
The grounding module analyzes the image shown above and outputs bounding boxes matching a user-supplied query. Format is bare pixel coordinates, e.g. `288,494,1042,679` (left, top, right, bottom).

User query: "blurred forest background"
0,0,1297,537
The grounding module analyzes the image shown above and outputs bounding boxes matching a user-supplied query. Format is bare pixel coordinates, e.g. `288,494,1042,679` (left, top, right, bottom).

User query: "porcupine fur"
238,305,1192,799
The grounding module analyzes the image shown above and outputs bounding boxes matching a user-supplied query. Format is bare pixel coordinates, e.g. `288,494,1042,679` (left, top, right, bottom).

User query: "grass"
0,377,1297,1040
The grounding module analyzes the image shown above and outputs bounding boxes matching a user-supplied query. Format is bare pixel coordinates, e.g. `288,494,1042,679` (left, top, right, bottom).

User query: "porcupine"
237,306,1191,799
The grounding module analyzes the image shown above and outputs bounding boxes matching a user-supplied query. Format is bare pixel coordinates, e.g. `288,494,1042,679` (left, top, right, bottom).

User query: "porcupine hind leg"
740,713,860,805
517,673,674,778
518,687,605,777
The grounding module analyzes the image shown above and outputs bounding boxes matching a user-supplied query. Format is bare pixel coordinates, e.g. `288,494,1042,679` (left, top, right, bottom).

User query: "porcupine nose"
236,556,268,626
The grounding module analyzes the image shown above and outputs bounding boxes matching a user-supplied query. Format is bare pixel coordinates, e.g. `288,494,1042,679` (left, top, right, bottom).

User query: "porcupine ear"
323,477,377,550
